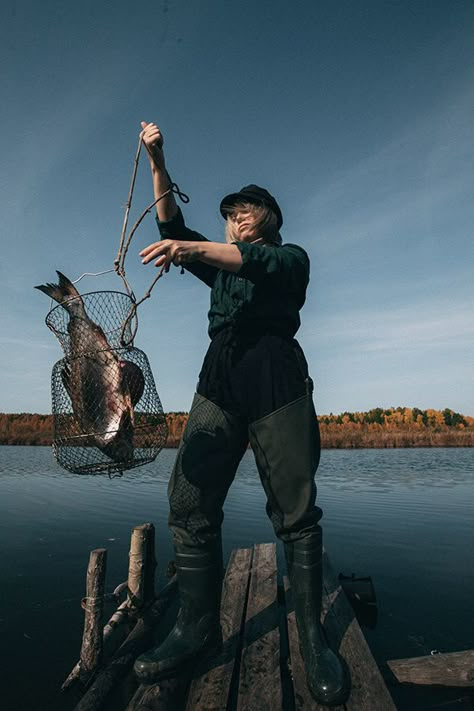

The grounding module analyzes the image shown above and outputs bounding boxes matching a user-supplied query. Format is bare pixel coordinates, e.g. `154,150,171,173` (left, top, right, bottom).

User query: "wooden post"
79,548,107,684
72,576,178,711
128,523,156,609
62,597,131,691
63,523,158,693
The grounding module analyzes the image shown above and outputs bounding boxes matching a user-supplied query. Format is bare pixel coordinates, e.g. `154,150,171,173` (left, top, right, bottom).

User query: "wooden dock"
63,529,397,710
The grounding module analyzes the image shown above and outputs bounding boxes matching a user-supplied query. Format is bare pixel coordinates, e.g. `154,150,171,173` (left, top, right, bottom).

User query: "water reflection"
1,445,472,486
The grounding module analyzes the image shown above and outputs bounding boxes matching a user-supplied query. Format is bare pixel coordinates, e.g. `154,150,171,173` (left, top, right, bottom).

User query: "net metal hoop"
45,290,138,353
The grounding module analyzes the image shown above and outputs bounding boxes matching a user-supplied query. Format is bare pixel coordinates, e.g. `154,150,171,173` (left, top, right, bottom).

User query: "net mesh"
46,291,168,476
46,290,137,354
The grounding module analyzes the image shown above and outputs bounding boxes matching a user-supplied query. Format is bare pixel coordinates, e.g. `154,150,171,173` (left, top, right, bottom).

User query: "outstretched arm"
140,239,243,273
140,121,178,222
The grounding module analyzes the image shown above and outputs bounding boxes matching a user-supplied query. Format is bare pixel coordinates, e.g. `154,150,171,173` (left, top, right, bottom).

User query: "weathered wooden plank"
126,678,185,710
387,649,474,687
237,543,281,711
186,547,253,710
321,550,396,711
284,576,344,711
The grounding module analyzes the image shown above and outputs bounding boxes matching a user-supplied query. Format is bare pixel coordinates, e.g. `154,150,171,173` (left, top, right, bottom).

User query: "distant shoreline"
1,408,473,448
1,442,472,448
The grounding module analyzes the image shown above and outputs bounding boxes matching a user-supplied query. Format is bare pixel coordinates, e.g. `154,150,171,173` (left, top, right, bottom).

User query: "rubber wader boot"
285,529,350,706
134,536,223,683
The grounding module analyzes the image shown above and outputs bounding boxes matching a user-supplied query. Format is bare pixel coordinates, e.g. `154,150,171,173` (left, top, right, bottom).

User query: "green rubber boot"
134,536,223,683
285,529,350,706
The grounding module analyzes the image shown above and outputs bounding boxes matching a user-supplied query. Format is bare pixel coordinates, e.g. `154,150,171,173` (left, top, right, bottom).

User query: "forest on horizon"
0,407,472,449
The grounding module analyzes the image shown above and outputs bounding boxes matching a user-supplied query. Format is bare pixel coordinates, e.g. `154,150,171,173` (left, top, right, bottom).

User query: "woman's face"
227,208,260,242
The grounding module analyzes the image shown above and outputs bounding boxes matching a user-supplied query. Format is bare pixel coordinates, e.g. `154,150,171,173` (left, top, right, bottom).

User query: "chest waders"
248,388,349,705
134,389,349,704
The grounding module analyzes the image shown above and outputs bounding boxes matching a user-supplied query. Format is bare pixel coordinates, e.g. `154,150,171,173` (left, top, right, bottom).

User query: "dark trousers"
167,330,322,546
167,394,322,546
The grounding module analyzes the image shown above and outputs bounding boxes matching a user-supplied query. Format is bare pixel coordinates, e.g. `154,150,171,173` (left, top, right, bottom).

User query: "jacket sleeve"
155,208,219,288
233,242,310,293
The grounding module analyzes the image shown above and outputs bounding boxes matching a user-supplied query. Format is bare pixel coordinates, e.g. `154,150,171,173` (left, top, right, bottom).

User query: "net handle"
114,136,190,347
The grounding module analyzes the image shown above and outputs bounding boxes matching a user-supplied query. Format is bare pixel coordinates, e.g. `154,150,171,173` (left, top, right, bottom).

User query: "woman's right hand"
140,121,166,172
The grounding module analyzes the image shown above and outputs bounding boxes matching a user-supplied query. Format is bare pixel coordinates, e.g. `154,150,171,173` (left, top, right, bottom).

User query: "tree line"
317,407,473,448
0,407,472,448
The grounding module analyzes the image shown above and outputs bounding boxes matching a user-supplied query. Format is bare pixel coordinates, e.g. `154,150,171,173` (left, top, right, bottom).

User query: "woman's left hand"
140,239,202,269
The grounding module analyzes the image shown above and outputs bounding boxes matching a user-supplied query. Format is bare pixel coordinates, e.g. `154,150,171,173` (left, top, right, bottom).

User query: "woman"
134,121,349,706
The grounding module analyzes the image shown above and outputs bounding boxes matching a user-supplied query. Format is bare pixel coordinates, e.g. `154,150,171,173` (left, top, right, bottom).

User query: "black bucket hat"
220,184,283,229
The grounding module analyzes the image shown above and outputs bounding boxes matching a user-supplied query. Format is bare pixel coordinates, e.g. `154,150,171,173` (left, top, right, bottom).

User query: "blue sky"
1,0,473,415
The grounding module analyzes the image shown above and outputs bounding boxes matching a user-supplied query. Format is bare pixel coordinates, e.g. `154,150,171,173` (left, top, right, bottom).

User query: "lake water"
0,446,472,710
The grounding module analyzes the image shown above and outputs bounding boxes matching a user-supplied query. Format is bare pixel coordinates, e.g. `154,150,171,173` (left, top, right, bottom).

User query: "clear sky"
1,0,473,415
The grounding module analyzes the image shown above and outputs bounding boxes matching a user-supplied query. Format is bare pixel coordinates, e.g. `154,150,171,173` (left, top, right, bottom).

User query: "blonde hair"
222,201,281,245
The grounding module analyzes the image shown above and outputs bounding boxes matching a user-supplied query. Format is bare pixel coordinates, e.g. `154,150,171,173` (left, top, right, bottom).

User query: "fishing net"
46,290,168,475
38,134,190,476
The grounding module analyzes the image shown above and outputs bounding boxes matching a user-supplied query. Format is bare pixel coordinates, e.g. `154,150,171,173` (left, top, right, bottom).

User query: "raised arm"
140,121,178,222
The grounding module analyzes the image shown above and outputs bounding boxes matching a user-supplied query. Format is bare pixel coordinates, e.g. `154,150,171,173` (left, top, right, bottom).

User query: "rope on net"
80,581,129,610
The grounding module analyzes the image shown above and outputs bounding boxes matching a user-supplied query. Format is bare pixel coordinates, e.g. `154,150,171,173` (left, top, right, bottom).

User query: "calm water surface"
0,446,472,710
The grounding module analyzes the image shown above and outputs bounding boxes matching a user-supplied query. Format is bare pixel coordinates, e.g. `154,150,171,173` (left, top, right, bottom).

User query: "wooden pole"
63,523,158,693
72,576,178,711
79,549,107,685
128,523,156,609
62,597,131,691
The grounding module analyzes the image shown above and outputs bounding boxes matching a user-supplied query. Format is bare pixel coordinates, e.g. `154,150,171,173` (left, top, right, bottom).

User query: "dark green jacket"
156,208,310,339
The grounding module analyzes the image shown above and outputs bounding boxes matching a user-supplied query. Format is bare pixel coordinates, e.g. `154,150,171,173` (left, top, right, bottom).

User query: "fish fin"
35,271,81,305
35,271,84,316
119,360,145,407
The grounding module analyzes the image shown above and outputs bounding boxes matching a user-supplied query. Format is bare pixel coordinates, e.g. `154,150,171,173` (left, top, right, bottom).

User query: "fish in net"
36,271,168,475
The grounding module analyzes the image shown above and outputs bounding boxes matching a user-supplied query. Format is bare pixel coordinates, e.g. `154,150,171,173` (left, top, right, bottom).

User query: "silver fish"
36,271,135,462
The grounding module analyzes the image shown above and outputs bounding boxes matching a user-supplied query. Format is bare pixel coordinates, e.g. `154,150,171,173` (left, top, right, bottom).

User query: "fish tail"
35,271,84,315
